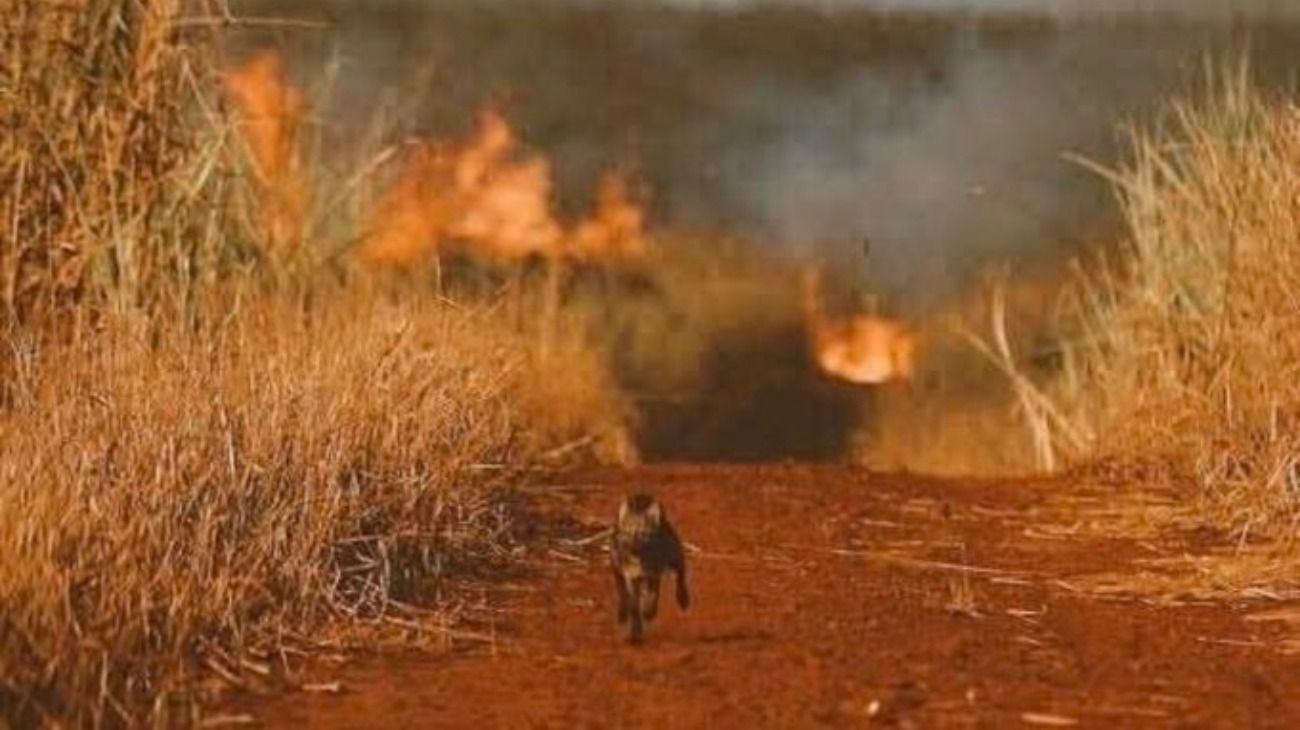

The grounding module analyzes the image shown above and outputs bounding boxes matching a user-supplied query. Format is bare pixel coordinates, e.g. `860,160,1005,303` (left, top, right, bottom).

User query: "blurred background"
218,0,1300,466
231,0,1300,311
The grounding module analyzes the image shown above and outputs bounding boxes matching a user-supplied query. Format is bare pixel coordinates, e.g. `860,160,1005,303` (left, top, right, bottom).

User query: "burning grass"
357,105,650,269
813,255,1072,477
223,49,308,256
567,237,874,462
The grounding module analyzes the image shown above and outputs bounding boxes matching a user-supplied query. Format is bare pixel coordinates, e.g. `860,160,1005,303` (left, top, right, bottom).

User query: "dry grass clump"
0,290,628,725
1002,67,1300,539
1,0,225,325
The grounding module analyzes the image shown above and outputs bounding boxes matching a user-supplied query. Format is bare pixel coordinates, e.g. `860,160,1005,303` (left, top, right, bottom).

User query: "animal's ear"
646,500,662,525
617,498,629,523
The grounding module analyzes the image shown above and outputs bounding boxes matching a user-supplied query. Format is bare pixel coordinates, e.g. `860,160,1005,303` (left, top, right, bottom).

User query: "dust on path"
239,464,1300,727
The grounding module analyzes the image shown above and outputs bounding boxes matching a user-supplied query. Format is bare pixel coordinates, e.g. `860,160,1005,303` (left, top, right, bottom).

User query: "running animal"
609,493,691,643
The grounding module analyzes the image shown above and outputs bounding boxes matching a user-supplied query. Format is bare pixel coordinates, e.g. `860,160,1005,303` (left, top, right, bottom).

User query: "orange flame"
448,109,563,261
361,109,560,266
357,142,455,266
802,267,917,386
360,108,648,268
571,172,649,263
223,50,306,252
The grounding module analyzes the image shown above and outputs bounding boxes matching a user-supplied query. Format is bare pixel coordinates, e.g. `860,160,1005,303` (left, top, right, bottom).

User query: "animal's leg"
662,520,691,610
627,578,645,643
673,552,691,610
643,573,662,622
613,565,630,624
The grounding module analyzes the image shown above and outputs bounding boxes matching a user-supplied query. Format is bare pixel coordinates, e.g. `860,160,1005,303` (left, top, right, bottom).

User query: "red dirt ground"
235,464,1300,727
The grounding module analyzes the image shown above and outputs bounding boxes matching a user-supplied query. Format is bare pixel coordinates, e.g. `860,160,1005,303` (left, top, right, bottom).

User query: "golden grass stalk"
958,277,1092,472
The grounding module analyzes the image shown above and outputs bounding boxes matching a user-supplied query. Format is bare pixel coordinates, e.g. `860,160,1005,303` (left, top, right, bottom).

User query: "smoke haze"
233,0,1300,310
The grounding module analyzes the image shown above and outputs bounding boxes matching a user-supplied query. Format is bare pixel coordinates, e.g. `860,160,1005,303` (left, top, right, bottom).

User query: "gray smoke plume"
234,0,1300,310
713,27,1232,308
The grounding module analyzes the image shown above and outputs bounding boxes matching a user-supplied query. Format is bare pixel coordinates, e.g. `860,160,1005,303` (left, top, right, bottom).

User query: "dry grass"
0,2,636,725
1058,66,1300,539
977,64,1300,542
0,0,230,327
0,289,631,725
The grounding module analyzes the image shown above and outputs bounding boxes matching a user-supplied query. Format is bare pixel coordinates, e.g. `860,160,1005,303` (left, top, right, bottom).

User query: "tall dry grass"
0,291,630,725
1,0,230,327
989,65,1300,539
0,2,636,725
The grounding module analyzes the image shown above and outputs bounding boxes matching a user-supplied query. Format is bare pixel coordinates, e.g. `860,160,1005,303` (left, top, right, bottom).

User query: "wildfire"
802,267,917,386
448,109,564,262
221,52,649,269
360,108,649,268
571,171,650,263
223,50,306,253
357,142,455,266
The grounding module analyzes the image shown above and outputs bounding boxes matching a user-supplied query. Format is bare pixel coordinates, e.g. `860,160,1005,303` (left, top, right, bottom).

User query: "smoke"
717,29,1210,309
233,0,1300,310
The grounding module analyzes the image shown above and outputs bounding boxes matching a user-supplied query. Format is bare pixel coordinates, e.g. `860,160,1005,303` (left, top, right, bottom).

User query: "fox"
609,493,690,643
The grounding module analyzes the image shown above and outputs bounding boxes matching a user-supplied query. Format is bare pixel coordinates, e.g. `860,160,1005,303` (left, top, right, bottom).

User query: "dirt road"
240,465,1300,727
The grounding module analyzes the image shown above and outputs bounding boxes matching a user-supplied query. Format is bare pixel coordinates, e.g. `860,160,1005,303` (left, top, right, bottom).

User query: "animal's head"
618,493,663,535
